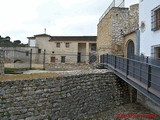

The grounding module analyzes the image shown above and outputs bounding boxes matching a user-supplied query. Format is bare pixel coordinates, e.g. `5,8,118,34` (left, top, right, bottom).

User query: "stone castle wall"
0,72,131,120
97,4,139,57
111,8,130,55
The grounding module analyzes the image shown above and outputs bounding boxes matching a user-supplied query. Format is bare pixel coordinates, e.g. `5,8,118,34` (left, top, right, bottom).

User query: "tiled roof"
27,34,51,39
34,34,51,37
49,36,97,41
27,34,97,41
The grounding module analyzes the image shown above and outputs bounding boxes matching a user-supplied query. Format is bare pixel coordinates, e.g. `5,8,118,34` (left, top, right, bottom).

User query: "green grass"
4,68,29,74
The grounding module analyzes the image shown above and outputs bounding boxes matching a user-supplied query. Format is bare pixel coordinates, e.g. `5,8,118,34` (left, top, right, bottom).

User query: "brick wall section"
0,72,131,120
0,50,4,75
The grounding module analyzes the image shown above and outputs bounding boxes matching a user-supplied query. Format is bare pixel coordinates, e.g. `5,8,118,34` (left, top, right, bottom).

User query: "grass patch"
0,73,62,81
4,68,29,74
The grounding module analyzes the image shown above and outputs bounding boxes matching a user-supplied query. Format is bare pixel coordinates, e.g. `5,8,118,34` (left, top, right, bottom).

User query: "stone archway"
127,40,135,58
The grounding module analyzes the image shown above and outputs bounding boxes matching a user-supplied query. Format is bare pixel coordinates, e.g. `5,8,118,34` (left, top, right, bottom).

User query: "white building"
139,0,160,58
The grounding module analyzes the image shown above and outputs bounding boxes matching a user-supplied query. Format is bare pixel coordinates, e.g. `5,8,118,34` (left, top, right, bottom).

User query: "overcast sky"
0,0,139,43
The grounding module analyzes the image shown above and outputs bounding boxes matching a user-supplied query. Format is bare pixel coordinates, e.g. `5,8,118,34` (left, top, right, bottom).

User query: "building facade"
27,34,97,64
139,0,160,58
97,0,139,58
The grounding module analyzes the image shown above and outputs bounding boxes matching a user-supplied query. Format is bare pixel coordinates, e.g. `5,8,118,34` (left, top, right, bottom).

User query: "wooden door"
50,57,55,63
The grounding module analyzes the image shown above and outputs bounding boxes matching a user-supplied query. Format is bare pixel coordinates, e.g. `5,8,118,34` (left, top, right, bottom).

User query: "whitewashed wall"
139,0,160,56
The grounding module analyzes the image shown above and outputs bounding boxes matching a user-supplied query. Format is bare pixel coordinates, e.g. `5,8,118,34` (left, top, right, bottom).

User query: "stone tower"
97,3,139,57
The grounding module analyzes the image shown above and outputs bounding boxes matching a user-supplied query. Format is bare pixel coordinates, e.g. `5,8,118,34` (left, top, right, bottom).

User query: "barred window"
38,49,41,53
56,42,60,48
151,5,160,31
65,43,70,48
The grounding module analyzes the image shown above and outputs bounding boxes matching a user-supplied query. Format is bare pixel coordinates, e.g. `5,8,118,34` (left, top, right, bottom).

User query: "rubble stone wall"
0,72,131,120
0,50,4,75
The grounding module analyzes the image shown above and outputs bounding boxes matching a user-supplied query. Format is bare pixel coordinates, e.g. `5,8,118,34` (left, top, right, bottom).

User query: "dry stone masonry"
0,72,131,120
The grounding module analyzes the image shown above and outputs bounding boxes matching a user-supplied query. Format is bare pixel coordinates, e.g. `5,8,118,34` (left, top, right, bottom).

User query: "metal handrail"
100,54,160,99
106,54,160,69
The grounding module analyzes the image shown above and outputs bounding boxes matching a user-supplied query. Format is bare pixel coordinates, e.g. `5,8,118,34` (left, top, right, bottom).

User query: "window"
61,56,65,63
151,5,160,31
50,57,55,63
66,43,70,48
56,42,60,48
26,51,29,56
91,43,96,51
38,49,41,53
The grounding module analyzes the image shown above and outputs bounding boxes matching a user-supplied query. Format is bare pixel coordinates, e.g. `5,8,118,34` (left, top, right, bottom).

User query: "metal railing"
131,55,160,66
100,54,160,101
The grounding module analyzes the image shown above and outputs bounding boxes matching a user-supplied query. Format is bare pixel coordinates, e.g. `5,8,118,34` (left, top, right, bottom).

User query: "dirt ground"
80,103,160,120
0,73,62,81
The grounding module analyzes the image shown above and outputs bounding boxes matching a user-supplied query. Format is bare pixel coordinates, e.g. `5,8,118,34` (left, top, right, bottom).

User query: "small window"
151,5,160,31
26,51,29,56
61,56,65,63
66,43,70,48
38,49,41,53
91,43,96,51
56,42,60,47
51,57,55,63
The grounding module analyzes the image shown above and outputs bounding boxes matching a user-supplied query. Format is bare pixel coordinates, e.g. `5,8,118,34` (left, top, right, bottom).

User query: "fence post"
102,54,105,68
106,54,108,64
147,64,151,91
29,49,32,70
43,49,46,70
140,62,142,81
146,57,149,63
126,58,129,76
115,56,117,68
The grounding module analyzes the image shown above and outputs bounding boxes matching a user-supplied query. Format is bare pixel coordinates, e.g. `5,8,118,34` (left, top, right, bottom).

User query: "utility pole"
43,49,46,70
30,49,32,70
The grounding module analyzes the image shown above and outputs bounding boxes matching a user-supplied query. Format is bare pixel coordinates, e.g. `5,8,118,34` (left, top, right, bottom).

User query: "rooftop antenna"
44,28,46,34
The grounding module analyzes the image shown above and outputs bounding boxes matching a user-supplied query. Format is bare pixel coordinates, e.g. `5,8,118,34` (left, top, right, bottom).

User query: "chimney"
44,28,46,34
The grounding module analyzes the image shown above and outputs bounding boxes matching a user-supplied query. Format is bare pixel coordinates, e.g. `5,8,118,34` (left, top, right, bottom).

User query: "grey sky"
0,0,139,43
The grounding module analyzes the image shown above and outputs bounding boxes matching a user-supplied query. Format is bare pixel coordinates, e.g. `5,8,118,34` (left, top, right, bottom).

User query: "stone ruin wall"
0,72,131,120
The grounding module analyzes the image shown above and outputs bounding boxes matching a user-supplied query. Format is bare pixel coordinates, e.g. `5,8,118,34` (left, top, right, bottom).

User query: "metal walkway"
100,54,160,106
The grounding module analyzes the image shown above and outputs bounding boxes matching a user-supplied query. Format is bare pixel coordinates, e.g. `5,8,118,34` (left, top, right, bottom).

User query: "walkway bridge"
100,54,160,106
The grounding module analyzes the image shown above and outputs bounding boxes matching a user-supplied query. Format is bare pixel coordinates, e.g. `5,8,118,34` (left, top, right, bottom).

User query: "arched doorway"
127,40,135,58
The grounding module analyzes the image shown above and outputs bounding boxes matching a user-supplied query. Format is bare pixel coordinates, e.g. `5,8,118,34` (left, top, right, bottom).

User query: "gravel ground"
23,69,109,76
80,103,160,120
0,69,109,81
